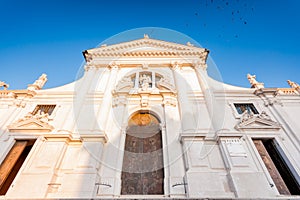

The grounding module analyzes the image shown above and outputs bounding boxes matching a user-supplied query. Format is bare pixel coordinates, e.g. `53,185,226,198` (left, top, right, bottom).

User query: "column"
193,64,225,138
163,95,186,197
93,64,119,132
152,71,156,89
171,63,196,132
134,72,139,89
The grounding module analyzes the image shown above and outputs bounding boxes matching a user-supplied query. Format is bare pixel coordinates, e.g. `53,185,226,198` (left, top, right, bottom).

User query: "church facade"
0,36,299,199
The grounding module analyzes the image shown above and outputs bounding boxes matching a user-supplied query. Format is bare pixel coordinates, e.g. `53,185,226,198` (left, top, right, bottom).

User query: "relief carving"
115,76,134,92
156,76,175,92
235,110,280,131
8,111,54,132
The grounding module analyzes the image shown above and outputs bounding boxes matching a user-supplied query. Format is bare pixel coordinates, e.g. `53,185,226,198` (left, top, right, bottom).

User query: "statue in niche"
287,80,299,89
139,74,152,91
0,81,9,90
247,73,264,89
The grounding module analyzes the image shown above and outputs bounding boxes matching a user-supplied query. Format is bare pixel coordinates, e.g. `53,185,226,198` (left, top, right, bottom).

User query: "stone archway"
121,112,164,195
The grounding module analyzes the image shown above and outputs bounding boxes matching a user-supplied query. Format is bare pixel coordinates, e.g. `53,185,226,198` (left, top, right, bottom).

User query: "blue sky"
0,0,299,89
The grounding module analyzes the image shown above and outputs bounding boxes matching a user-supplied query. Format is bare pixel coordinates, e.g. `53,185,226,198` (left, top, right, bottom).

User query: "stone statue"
287,80,299,89
139,74,152,91
0,81,9,90
247,73,264,89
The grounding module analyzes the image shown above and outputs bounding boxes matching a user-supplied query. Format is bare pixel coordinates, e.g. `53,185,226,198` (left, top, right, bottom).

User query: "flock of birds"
191,0,255,39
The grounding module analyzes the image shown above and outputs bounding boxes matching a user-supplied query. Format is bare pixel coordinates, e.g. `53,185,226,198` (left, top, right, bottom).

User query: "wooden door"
121,113,164,195
0,141,28,194
253,139,291,195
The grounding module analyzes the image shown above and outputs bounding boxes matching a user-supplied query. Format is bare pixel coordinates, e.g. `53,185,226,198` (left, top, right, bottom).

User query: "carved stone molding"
0,91,16,99
192,60,207,71
156,76,176,92
115,76,134,93
235,111,281,131
108,62,119,70
162,94,177,107
8,112,54,133
276,88,299,95
112,95,127,107
171,62,182,71
140,94,149,107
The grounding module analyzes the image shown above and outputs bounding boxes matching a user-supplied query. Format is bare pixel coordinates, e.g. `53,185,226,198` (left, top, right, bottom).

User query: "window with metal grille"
234,103,259,115
32,105,56,115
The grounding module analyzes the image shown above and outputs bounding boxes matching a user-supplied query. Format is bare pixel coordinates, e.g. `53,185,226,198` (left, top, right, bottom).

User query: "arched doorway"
121,112,164,195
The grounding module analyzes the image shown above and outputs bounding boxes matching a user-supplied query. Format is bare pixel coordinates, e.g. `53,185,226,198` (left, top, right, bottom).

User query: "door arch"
121,112,164,195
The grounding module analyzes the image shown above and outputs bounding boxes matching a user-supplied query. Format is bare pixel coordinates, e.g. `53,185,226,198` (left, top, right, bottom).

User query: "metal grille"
32,105,56,115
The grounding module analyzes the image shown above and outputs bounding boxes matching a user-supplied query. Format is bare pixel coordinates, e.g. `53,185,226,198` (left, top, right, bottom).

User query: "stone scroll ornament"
27,73,48,91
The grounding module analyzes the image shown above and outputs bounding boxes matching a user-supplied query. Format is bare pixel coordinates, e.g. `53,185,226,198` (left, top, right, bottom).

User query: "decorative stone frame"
228,100,262,119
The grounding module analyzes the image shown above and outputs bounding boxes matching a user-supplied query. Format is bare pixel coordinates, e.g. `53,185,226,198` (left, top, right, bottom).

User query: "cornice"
83,38,209,62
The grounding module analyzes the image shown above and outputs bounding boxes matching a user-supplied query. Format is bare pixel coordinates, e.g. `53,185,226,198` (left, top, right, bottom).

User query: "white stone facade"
0,37,299,199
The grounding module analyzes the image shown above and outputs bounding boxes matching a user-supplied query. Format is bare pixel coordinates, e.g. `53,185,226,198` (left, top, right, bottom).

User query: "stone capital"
170,62,182,71
192,61,207,71
108,62,119,70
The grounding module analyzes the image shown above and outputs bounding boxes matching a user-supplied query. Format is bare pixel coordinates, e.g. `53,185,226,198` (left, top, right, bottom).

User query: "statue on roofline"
0,81,9,90
247,73,264,89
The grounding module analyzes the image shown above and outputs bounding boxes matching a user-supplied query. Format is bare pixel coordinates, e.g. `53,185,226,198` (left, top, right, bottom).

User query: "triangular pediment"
8,118,54,133
83,37,208,60
235,115,281,131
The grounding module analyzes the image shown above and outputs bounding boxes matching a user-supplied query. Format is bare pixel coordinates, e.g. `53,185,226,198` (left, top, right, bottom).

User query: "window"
253,139,300,195
32,105,56,115
0,140,36,195
234,103,259,115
